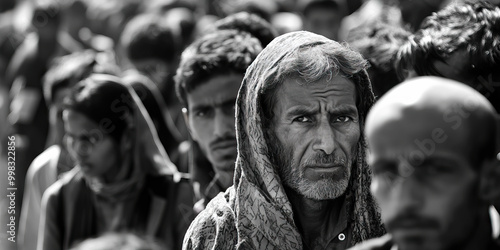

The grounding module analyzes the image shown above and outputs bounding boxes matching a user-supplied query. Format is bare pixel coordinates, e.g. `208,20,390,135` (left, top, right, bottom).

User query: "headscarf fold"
79,74,186,203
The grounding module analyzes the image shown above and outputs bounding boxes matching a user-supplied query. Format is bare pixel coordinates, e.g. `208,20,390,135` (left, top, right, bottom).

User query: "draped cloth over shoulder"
77,74,184,201
122,73,187,181
183,31,384,249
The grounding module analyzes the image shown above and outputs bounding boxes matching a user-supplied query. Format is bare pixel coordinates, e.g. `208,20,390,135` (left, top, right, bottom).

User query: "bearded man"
182,31,385,250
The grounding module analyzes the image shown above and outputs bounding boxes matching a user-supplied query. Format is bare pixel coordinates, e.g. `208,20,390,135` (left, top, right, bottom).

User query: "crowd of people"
0,0,499,249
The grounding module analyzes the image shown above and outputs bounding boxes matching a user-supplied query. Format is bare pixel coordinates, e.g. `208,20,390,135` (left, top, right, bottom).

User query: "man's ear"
479,153,500,210
182,107,196,141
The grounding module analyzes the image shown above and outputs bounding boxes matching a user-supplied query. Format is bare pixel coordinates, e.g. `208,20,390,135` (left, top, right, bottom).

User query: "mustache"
209,134,237,148
386,213,440,231
301,153,348,168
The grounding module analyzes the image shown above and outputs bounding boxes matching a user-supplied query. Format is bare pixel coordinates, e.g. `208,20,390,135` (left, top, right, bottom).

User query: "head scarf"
73,74,185,202
232,31,385,248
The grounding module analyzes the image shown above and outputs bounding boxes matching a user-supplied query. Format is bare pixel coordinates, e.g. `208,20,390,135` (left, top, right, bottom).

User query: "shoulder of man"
348,234,394,250
183,188,238,250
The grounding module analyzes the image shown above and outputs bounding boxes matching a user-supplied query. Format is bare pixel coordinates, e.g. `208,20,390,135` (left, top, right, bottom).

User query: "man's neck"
216,169,234,190
286,188,345,249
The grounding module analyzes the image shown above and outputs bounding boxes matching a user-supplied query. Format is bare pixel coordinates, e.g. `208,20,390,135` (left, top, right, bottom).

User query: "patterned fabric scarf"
230,31,385,249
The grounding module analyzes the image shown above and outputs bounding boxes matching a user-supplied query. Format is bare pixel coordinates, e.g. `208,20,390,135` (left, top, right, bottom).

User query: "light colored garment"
38,168,193,250
183,31,385,250
18,145,60,250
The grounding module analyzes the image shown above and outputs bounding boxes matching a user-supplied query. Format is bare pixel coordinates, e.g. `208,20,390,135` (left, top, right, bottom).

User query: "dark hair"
301,0,341,17
120,13,178,63
43,50,119,105
348,21,411,97
63,74,133,143
175,29,262,107
211,12,278,47
397,1,500,81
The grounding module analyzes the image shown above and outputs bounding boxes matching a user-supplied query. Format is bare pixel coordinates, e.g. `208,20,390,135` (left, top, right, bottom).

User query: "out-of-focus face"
132,58,171,86
368,108,481,250
63,110,119,178
186,73,242,177
271,75,360,200
303,7,342,40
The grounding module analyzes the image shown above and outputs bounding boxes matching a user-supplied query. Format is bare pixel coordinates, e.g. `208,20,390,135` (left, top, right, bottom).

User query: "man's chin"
212,159,237,172
295,178,349,200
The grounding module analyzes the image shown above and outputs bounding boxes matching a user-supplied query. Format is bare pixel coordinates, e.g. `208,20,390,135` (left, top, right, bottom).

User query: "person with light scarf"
38,74,193,250
183,31,385,249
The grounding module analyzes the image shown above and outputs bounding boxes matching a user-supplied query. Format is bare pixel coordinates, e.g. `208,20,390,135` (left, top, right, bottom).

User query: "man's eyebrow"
190,98,237,111
219,98,237,108
330,105,358,115
285,106,316,117
189,103,209,112
419,155,461,166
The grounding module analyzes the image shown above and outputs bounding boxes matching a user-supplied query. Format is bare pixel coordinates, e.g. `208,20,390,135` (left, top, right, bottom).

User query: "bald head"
366,76,497,167
366,78,500,250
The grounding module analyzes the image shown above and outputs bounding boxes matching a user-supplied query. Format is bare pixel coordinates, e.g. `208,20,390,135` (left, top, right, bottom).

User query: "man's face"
132,58,171,85
303,8,342,40
270,75,360,200
63,110,119,179
186,73,242,175
368,108,481,250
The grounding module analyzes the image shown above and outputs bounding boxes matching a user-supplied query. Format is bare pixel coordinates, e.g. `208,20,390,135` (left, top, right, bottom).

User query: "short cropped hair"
348,21,411,96
210,12,278,47
175,29,262,107
43,50,119,105
120,13,178,63
397,1,500,81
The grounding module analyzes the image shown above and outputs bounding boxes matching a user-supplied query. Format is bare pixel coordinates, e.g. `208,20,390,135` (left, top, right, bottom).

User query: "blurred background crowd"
0,0,499,249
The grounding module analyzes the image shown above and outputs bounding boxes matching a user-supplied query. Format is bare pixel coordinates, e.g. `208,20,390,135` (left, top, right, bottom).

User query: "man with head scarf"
182,31,384,250
350,76,500,250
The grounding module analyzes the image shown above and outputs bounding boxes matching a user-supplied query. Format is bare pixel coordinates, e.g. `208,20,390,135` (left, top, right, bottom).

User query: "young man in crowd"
175,29,262,212
18,50,118,250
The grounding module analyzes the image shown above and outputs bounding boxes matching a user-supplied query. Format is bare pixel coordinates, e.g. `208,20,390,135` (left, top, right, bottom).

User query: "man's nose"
213,110,235,137
394,176,424,212
312,118,335,155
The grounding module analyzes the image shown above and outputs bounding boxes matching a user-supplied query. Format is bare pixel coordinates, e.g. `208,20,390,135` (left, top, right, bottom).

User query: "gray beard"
266,131,354,201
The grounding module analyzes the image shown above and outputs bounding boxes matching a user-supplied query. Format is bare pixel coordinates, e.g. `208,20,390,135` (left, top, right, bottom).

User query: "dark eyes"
193,105,235,118
336,116,352,123
292,116,352,123
294,116,312,123
194,109,209,117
